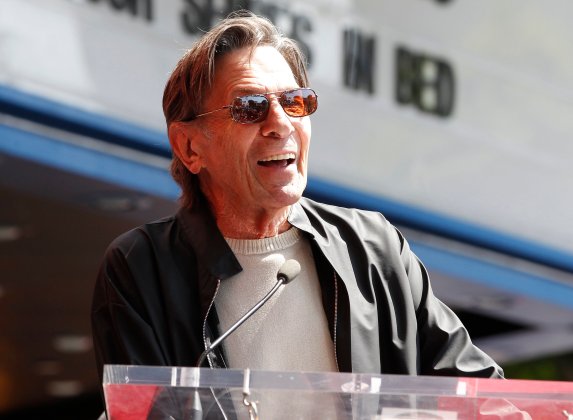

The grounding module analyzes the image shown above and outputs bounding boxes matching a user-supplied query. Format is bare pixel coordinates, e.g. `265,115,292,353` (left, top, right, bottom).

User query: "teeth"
260,153,295,162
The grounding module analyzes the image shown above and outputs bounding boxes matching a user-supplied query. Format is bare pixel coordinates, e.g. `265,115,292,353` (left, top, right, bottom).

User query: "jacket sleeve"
91,232,167,383
396,228,504,379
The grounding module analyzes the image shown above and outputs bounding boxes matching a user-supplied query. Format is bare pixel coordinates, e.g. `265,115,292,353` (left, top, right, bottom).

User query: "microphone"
196,259,301,367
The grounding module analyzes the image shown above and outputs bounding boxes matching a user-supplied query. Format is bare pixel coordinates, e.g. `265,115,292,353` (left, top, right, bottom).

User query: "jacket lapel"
290,198,382,374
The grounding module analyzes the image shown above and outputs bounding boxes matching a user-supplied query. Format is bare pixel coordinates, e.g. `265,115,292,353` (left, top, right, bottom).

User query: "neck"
212,203,292,239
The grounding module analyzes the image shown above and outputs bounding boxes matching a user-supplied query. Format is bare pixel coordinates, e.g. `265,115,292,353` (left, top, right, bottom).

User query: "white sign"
2,0,572,256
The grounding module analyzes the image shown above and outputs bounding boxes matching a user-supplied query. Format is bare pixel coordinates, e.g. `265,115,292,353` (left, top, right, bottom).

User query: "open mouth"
258,153,296,168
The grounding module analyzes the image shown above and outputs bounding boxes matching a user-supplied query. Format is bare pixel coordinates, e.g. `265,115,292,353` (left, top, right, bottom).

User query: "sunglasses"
193,88,318,124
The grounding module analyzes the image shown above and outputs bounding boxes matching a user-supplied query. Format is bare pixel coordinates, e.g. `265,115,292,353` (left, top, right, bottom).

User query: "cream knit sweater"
216,227,338,372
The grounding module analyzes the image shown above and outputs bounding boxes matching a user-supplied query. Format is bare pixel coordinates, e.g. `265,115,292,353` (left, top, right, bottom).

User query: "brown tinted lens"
280,89,318,117
231,95,269,123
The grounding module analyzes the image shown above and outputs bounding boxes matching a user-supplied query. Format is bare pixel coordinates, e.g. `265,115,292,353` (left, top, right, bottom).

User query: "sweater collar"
176,195,355,287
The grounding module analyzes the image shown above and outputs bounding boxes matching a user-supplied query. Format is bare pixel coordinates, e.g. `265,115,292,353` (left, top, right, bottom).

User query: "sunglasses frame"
193,87,318,124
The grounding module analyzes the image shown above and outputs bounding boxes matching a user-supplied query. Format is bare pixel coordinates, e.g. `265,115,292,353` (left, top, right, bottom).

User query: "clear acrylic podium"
103,365,573,419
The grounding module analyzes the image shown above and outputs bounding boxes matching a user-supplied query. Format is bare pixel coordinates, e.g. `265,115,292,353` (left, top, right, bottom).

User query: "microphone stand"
192,259,300,419
196,274,289,367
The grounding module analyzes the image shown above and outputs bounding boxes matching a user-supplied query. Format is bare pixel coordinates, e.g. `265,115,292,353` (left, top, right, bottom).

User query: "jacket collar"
289,198,358,291
176,195,242,280
176,195,358,290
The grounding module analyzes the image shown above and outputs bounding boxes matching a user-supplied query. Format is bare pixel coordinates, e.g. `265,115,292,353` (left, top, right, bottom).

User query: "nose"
259,98,295,139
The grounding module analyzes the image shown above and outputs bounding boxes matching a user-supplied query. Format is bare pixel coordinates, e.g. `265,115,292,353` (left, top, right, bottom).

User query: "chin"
272,185,305,207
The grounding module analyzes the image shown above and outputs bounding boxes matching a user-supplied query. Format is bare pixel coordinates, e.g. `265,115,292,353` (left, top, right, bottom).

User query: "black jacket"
91,196,503,381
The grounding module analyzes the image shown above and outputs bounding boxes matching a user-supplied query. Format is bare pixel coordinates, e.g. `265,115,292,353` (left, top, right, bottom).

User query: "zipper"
202,278,221,368
333,270,340,372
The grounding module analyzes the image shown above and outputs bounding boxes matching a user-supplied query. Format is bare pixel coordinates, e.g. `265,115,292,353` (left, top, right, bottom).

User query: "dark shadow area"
453,308,529,339
0,392,103,420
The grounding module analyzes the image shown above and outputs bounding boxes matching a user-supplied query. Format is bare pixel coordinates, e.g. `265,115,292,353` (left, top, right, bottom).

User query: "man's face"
190,46,311,216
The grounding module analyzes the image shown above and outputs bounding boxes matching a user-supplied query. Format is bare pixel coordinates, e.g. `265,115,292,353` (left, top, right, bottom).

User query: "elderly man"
91,12,502,383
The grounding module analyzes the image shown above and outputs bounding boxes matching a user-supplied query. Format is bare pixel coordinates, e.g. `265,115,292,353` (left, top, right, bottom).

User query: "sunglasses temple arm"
195,105,233,119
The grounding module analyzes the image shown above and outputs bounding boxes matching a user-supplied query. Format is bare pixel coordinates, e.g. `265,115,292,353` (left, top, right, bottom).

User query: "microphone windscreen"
277,259,301,284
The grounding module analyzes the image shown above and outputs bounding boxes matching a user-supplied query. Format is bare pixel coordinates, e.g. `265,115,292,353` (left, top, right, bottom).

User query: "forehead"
211,46,298,97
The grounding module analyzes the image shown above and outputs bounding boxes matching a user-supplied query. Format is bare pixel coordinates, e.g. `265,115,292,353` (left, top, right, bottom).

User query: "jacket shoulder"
97,214,181,298
299,197,398,240
105,214,178,254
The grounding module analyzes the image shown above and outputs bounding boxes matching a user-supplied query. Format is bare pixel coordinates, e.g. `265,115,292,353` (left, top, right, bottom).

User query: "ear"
168,122,203,174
